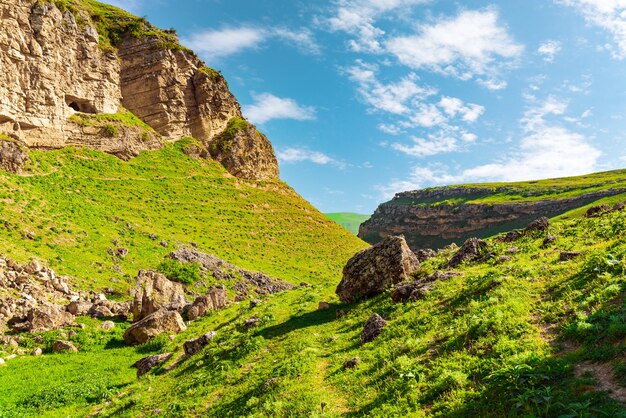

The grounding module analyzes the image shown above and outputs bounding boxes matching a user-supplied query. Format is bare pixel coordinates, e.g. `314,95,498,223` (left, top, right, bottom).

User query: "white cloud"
277,148,345,168
409,104,447,128
538,40,562,62
386,9,523,83
182,27,320,58
327,0,431,52
379,96,601,197
438,96,485,122
391,134,458,157
243,93,316,124
559,0,626,58
378,123,405,135
345,61,436,114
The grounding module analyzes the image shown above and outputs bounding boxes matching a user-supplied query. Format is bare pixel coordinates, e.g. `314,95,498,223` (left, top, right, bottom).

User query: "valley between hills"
0,1,624,417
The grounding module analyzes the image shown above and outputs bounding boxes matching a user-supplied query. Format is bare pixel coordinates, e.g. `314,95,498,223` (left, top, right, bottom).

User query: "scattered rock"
116,248,129,258
613,201,626,212
336,236,420,304
448,238,489,268
160,240,168,247
149,233,158,240
31,347,42,356
17,304,75,333
123,309,187,345
132,353,172,378
415,248,436,262
507,247,520,254
390,282,433,303
343,357,360,369
586,204,611,218
183,331,216,356
131,270,187,322
100,321,115,330
318,302,330,310
249,299,262,309
542,234,558,247
0,139,29,174
244,316,260,328
185,286,228,321
524,217,550,233
497,256,513,264
299,282,310,288
501,230,522,243
361,314,387,344
66,301,91,316
52,340,78,353
560,251,582,261
336,309,346,319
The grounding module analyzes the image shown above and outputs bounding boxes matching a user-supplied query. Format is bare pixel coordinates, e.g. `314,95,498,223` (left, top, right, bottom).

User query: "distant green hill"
325,212,370,235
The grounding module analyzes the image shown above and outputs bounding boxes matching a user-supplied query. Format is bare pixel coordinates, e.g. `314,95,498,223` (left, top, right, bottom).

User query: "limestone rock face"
208,121,279,181
0,1,120,146
0,1,279,180
123,309,186,345
336,236,420,304
131,270,187,322
185,286,228,321
361,187,626,251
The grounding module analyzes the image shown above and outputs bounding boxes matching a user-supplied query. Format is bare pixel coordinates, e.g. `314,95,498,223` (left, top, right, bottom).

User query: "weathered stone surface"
0,139,29,173
390,282,433,304
318,301,331,310
169,247,294,300
415,248,436,262
360,187,624,251
52,340,78,353
183,331,216,356
343,357,360,369
132,352,172,378
15,304,75,333
448,238,489,268
336,236,420,304
361,314,386,344
524,217,550,233
185,286,228,321
131,270,187,322
244,316,260,328
123,309,186,345
586,204,612,218
100,321,115,330
542,234,558,247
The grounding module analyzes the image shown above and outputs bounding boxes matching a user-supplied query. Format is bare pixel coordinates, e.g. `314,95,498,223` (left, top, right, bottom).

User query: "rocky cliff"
0,0,278,179
360,185,626,251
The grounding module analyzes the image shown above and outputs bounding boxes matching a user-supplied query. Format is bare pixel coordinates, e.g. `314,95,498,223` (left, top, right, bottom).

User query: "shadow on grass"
258,303,350,340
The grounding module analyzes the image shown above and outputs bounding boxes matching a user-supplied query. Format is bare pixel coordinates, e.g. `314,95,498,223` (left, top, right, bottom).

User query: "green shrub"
102,124,118,138
156,259,201,284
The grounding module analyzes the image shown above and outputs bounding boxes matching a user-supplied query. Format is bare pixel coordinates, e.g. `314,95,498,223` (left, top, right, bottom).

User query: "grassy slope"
325,213,370,235
2,151,624,416
393,169,626,206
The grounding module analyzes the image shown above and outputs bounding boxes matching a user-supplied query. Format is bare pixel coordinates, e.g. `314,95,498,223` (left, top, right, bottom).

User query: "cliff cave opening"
65,95,97,114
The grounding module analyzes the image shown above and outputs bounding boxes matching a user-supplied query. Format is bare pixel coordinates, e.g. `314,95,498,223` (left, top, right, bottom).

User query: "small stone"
560,251,582,261
299,282,310,288
524,217,550,233
343,357,360,369
133,353,172,378
149,233,158,240
448,238,489,268
318,301,331,310
249,299,262,309
100,321,115,330
361,314,387,344
160,240,168,247
183,331,216,356
336,309,346,319
31,347,42,356
542,235,558,247
244,316,260,328
52,340,78,353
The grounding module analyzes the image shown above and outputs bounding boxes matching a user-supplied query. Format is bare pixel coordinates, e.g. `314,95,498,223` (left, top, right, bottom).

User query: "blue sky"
106,0,626,214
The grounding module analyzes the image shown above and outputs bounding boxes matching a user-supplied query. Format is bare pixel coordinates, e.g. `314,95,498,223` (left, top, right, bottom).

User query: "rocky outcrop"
123,309,186,345
183,331,216,356
185,286,228,321
131,270,187,322
448,238,490,268
12,304,75,332
168,247,294,300
360,186,626,251
52,340,78,353
335,236,420,304
390,272,458,304
0,0,279,180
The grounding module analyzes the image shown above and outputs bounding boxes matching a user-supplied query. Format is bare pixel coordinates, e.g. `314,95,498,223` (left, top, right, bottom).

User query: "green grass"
0,144,624,415
325,212,370,235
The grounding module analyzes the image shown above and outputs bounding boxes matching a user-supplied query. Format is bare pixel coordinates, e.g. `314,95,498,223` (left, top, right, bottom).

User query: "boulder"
183,331,216,356
185,286,228,321
22,304,75,332
361,314,386,344
613,201,626,212
586,204,611,218
524,217,550,233
542,234,558,247
123,309,186,346
131,270,187,322
448,238,489,268
500,230,522,243
66,301,91,316
318,302,331,310
390,282,433,304
336,236,420,304
100,321,115,330
415,248,436,262
31,347,42,356
249,299,262,309
132,353,172,378
244,316,260,328
52,340,78,353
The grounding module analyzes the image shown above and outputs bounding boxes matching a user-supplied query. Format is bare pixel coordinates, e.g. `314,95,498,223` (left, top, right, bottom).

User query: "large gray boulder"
18,304,75,332
336,236,420,304
131,270,187,322
123,309,186,345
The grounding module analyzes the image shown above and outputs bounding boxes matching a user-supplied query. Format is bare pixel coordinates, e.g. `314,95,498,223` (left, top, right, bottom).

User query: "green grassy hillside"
1,147,624,416
325,213,370,235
